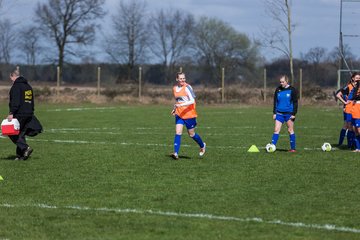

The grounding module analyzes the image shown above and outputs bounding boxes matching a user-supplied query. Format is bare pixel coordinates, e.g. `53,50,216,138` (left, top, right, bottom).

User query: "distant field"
0,103,360,240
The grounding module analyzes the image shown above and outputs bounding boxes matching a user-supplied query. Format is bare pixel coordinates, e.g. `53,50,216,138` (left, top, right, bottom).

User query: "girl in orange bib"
170,72,206,160
348,72,360,151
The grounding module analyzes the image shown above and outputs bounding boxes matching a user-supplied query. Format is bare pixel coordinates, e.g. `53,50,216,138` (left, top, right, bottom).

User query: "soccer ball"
266,143,276,153
321,142,332,152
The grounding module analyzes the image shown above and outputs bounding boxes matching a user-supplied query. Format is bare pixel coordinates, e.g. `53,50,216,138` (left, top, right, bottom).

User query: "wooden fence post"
263,68,267,102
139,67,142,100
97,66,101,96
221,67,225,103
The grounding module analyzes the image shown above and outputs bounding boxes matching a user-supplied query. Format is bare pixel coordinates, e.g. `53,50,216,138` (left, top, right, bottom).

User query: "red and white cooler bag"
1,118,20,135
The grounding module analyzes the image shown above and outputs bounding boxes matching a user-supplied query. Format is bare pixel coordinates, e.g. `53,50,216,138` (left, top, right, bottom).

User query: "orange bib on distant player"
173,84,197,119
345,83,355,114
351,102,360,119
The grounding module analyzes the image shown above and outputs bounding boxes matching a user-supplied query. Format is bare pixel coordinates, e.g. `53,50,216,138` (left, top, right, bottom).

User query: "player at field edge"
170,72,206,160
7,68,43,160
346,72,360,152
335,72,359,148
270,75,298,152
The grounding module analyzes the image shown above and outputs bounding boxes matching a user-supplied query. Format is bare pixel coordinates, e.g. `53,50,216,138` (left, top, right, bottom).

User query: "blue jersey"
338,81,356,101
348,83,360,101
273,85,298,115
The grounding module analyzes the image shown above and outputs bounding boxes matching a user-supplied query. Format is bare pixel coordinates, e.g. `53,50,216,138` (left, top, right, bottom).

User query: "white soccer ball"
266,143,276,153
321,142,332,152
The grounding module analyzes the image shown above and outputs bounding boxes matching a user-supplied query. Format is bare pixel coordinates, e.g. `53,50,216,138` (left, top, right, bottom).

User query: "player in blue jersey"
335,74,358,148
270,75,298,152
345,73,360,151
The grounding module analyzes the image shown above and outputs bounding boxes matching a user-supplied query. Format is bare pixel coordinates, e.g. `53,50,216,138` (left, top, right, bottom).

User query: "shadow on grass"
1,155,32,161
167,154,192,160
276,148,290,152
335,144,351,150
1,155,17,161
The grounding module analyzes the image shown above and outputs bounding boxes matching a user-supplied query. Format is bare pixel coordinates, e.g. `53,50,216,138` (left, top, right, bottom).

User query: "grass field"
1,103,360,239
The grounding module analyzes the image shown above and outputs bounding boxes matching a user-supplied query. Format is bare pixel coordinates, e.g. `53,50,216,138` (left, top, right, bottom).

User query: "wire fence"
0,63,343,104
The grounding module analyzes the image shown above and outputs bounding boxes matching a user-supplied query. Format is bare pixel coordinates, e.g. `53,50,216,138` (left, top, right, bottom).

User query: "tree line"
0,0,355,87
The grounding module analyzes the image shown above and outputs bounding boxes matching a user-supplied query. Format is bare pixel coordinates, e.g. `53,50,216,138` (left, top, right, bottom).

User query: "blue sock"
191,133,205,148
271,133,279,145
289,133,296,150
355,136,360,150
174,134,181,154
347,131,355,148
338,128,347,145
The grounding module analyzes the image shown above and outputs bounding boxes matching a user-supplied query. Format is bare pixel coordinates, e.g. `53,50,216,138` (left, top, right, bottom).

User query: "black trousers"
8,116,32,156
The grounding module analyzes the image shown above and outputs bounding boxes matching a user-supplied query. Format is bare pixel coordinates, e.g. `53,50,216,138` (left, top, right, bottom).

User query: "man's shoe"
23,147,33,160
170,153,179,160
199,143,206,156
14,155,24,161
288,149,296,153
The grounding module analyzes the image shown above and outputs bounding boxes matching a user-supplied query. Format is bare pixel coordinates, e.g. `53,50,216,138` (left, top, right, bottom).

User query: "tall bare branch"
104,0,148,81
0,19,17,64
261,0,295,83
35,0,106,81
149,8,195,83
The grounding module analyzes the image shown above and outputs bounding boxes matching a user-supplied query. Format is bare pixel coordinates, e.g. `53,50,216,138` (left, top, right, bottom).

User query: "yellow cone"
248,145,260,152
0,175,3,181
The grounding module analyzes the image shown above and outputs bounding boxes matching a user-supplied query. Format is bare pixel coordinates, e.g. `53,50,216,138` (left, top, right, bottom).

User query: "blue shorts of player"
344,112,352,123
352,118,360,150
353,118,360,128
175,115,197,129
275,113,293,123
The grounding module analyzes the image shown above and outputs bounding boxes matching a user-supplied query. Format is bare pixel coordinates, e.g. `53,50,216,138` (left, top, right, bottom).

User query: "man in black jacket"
7,69,42,160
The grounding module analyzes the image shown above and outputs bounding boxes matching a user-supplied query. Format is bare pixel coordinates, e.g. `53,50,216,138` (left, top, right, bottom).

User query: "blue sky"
1,0,351,61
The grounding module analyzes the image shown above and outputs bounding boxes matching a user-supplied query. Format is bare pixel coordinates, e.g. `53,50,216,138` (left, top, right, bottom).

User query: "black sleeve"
291,87,298,116
351,85,360,100
9,86,21,114
273,88,278,114
341,85,349,96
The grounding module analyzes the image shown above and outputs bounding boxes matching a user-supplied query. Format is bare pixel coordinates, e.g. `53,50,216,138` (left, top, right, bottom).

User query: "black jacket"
9,76,34,117
9,77,42,136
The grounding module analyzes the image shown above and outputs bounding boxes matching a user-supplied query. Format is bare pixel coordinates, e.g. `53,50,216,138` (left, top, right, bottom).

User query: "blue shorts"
344,112,352,123
275,113,292,123
175,115,197,129
353,118,360,128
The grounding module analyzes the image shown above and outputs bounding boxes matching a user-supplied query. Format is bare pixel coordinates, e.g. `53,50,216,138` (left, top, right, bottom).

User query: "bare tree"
0,19,17,64
193,16,261,85
302,47,326,65
105,0,148,81
329,44,357,71
149,8,195,84
35,0,106,81
19,26,42,66
301,47,327,84
262,0,295,83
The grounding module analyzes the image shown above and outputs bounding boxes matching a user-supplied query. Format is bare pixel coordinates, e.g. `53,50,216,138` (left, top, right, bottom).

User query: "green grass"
0,104,360,239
